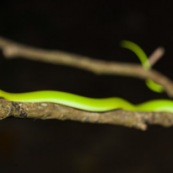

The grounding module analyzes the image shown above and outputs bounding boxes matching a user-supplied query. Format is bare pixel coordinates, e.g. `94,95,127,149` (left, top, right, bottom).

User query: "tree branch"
1,99,173,130
0,36,173,130
0,36,172,97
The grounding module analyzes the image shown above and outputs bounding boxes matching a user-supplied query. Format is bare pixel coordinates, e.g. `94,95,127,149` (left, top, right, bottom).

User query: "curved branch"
0,37,172,97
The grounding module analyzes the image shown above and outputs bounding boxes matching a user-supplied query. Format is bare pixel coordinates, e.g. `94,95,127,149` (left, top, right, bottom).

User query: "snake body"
0,41,171,113
0,90,173,112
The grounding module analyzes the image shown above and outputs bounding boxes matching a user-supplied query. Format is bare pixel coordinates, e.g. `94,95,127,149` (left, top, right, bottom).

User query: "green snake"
0,41,172,113
0,89,173,112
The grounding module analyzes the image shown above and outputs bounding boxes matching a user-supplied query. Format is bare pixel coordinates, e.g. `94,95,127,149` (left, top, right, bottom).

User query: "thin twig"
148,47,165,67
0,37,172,97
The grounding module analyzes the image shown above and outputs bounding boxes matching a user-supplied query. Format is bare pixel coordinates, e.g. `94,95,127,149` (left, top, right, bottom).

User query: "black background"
0,1,173,173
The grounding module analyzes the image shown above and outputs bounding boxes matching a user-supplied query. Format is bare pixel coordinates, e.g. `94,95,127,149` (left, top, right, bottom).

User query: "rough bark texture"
1,99,173,130
0,37,173,130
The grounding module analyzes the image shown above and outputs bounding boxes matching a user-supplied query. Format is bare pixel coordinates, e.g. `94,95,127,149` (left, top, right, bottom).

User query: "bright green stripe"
121,40,150,70
121,40,163,93
0,89,173,113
